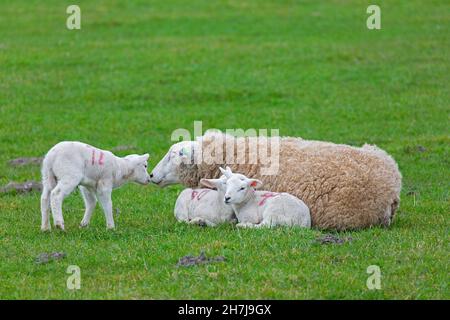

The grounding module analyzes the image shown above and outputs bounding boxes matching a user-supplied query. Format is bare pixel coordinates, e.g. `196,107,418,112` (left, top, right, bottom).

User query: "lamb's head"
124,154,151,185
150,141,196,187
200,175,227,195
220,167,263,205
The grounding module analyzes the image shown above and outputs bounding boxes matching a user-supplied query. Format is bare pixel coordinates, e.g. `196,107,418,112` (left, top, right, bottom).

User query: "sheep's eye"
239,187,245,191
179,150,183,156
144,164,147,168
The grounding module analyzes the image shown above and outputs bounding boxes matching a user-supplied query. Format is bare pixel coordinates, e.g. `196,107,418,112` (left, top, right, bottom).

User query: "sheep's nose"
150,173,154,178
224,196,231,203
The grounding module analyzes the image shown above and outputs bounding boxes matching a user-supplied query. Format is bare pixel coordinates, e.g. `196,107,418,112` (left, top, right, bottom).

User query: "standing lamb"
40,141,151,231
150,131,402,231
219,167,311,228
174,175,236,227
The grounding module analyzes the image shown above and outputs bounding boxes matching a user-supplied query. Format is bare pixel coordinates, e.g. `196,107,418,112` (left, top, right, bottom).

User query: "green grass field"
0,0,448,299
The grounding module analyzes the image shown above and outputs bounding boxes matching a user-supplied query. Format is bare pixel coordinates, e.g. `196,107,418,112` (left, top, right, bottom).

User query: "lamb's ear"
141,153,150,161
219,167,232,178
247,179,263,189
225,166,233,175
200,178,218,189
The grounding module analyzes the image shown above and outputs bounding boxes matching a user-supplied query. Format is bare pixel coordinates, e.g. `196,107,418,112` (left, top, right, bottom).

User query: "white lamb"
40,141,151,231
174,175,236,227
220,167,311,228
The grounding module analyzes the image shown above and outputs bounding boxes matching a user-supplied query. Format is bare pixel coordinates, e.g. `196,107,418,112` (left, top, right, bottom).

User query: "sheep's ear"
141,153,150,161
248,179,263,189
225,166,233,174
200,178,218,189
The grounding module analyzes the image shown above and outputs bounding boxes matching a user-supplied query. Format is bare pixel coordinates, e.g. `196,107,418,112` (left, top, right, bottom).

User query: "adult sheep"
150,132,402,230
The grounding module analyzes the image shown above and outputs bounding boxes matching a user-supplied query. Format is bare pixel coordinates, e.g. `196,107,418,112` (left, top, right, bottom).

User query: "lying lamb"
220,167,311,228
40,141,151,231
174,175,236,227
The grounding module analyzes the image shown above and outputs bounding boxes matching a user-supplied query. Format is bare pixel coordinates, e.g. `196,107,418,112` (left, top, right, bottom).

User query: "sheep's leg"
50,178,79,231
189,217,217,227
97,187,114,230
79,186,97,228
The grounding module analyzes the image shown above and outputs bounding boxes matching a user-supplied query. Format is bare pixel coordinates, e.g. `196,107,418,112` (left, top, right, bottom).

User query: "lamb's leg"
79,186,97,228
236,222,259,228
50,178,79,231
40,185,52,231
97,187,114,230
254,221,272,228
204,220,217,227
41,171,57,231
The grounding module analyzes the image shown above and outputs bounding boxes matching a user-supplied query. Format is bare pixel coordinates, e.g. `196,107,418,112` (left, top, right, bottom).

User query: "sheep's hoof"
40,226,51,232
79,222,89,228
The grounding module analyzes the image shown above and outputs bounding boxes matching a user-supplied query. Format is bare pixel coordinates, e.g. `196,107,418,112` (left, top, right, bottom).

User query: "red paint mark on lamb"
258,192,279,206
191,189,211,200
98,152,105,165
91,150,96,165
196,189,210,200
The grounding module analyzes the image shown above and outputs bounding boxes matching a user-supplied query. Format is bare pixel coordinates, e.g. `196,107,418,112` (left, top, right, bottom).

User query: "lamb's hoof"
189,218,207,227
54,223,65,231
41,226,51,232
106,225,115,230
79,222,89,228
196,220,207,227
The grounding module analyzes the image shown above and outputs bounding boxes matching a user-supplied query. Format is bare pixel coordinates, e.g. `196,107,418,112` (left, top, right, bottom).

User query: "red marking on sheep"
98,152,105,165
191,190,210,201
258,192,279,206
91,150,95,165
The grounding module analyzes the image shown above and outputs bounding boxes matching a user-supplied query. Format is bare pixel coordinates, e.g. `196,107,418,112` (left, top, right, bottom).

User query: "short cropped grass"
0,0,448,299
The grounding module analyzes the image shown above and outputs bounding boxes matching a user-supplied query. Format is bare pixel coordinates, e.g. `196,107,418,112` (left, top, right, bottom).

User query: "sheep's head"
220,167,263,205
150,141,197,187
124,154,151,185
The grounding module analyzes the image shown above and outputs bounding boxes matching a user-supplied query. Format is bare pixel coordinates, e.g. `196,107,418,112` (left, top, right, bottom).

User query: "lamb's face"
150,141,194,187
125,154,151,185
223,174,263,205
